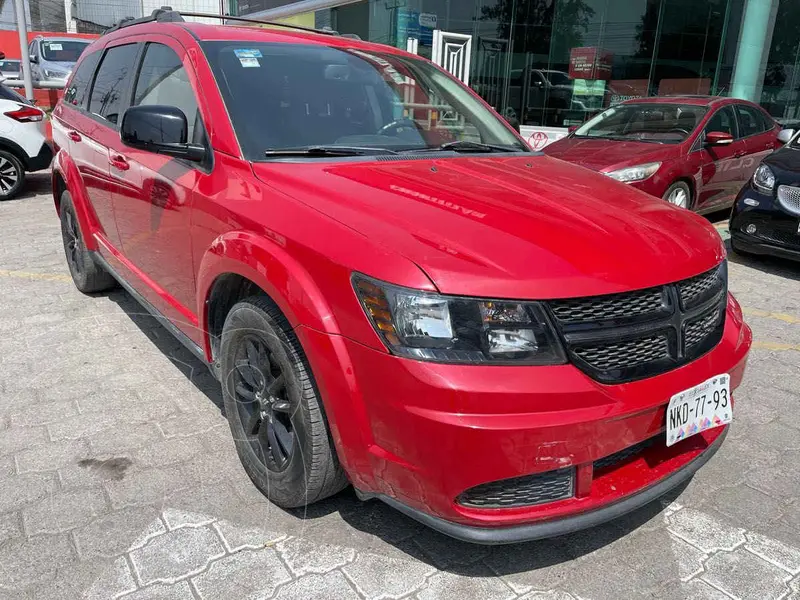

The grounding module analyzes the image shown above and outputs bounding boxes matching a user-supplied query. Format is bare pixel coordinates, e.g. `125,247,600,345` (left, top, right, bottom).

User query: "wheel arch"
51,151,99,250
0,137,30,169
665,176,696,209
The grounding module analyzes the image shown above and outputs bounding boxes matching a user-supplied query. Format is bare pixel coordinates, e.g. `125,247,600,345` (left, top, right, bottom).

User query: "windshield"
574,103,708,143
0,60,20,73
41,40,89,63
201,42,528,160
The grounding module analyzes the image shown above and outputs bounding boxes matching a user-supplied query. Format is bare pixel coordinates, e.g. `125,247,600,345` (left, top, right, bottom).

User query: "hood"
251,155,724,299
763,145,800,186
543,137,676,172
41,60,75,72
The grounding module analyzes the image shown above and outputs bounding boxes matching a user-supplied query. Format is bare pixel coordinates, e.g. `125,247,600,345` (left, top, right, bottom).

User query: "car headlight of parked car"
604,162,661,183
752,163,776,194
43,68,70,79
353,274,567,364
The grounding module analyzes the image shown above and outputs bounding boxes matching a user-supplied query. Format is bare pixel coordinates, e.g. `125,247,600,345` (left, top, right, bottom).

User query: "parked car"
544,96,781,213
28,36,91,85
51,10,751,544
0,83,50,200
730,127,800,261
0,58,22,84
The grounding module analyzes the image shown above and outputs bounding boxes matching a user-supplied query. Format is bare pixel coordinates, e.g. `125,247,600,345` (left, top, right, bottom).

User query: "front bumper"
27,140,53,172
297,296,751,541
730,184,800,262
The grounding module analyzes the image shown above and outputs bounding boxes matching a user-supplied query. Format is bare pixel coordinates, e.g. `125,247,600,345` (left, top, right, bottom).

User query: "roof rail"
180,11,336,35
104,6,184,34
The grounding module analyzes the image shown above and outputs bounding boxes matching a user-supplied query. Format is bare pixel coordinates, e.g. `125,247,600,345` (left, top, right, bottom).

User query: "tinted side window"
133,43,199,142
88,44,139,126
64,51,100,108
0,84,31,105
735,105,767,138
705,106,738,138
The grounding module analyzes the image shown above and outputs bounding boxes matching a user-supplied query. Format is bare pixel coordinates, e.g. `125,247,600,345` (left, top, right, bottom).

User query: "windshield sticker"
47,43,63,50
238,57,260,68
234,49,262,58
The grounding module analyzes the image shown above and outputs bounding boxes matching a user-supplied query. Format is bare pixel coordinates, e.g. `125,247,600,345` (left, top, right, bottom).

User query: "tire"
59,191,116,294
220,295,348,508
663,181,692,210
0,150,25,201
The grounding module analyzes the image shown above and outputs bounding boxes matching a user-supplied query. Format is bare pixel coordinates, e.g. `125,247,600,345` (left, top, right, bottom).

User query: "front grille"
458,468,574,508
574,334,668,371
594,437,657,471
546,262,727,383
755,226,800,250
549,287,664,324
777,185,800,217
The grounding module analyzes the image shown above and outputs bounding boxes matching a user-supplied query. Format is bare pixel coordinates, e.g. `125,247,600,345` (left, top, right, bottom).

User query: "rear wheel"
0,150,25,201
59,191,116,293
663,181,692,210
220,295,348,508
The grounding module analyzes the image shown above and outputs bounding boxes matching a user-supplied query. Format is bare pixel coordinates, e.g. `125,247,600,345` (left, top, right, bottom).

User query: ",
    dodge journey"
50,9,751,544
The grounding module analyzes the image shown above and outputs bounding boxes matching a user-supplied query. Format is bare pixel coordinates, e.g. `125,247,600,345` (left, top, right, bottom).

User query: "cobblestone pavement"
1,173,799,600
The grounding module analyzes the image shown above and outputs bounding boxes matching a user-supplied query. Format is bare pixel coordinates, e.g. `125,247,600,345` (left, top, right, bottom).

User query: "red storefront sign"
569,47,613,81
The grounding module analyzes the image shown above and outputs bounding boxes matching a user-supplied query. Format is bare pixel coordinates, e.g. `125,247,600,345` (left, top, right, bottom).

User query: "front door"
692,105,747,212
107,37,206,334
431,30,472,85
735,103,779,179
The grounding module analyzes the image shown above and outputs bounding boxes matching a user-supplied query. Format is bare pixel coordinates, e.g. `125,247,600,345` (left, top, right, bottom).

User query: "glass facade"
238,0,800,131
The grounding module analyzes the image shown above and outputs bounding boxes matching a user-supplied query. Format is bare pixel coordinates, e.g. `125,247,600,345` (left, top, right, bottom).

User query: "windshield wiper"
406,140,521,154
264,146,398,158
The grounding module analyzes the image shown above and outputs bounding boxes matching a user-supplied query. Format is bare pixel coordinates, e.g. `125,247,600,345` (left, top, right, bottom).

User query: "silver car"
28,36,91,85
0,59,21,84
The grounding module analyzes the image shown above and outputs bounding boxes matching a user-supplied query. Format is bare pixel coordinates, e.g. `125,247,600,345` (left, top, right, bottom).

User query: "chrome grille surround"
547,262,728,384
777,185,800,217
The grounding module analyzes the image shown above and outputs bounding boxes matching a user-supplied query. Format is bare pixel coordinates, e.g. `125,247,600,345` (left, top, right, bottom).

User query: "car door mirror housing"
121,105,206,162
705,131,734,146
777,128,795,145
29,54,38,64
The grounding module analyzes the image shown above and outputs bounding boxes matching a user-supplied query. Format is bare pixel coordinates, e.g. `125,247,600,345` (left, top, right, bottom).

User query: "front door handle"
68,131,81,142
109,155,130,171
734,151,745,158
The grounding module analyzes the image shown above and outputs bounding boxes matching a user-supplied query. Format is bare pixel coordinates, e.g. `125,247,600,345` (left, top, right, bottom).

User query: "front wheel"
220,295,348,508
663,181,692,210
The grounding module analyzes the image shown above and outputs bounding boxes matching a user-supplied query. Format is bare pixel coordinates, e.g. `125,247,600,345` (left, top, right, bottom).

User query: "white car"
0,84,51,200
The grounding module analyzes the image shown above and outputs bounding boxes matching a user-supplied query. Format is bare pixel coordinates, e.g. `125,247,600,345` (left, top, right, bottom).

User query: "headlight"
605,162,661,183
43,68,69,79
753,164,775,193
353,274,566,365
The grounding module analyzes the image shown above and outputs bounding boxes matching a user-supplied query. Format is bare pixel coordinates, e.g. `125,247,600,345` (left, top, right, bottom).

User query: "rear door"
735,103,778,175
692,105,745,211
70,42,140,251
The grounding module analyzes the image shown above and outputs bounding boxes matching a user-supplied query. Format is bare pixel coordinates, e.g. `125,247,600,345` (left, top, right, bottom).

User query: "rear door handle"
109,155,130,171
68,131,81,142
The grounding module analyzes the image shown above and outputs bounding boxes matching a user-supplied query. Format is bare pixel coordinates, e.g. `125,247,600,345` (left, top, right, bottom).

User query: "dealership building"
233,0,800,145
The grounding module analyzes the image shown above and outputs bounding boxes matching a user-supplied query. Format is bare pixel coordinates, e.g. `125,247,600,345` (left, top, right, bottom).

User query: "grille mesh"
594,437,657,471
574,334,668,371
755,226,800,249
549,288,663,324
458,468,574,508
679,267,722,308
685,308,722,349
777,185,800,217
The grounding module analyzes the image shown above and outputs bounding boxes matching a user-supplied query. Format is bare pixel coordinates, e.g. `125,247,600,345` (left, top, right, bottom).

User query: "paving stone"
59,455,136,489
213,519,286,552
191,548,292,599
416,571,517,600
667,508,747,553
116,581,195,600
701,547,791,600
105,465,195,509
745,532,800,575
30,555,137,600
0,426,48,457
412,528,490,569
669,532,708,582
0,472,57,514
0,512,23,545
484,539,575,594
162,508,215,531
342,553,436,600
746,453,800,500
9,400,79,427
712,484,788,530
653,579,733,600
0,534,75,589
89,423,164,455
271,571,359,600
134,436,205,469
16,439,91,473
276,536,355,576
515,592,580,600
157,413,226,439
73,506,163,559
23,487,108,535
48,411,121,441
82,556,138,600
0,455,14,479
130,525,225,585
161,482,254,527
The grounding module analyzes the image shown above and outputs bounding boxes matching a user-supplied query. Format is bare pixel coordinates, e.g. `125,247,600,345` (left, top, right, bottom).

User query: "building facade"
235,0,800,144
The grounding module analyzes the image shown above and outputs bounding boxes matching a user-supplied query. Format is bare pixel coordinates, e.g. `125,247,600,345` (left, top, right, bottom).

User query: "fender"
52,150,99,252
196,229,341,358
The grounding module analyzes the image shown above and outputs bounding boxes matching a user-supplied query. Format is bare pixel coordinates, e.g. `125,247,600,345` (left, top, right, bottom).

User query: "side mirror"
29,54,38,64
0,52,5,60
777,128,795,144
568,125,578,134
705,131,734,146
504,114,521,133
121,105,205,162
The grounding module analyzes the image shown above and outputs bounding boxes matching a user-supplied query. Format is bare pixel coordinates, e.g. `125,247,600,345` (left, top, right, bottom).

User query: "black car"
730,128,800,262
